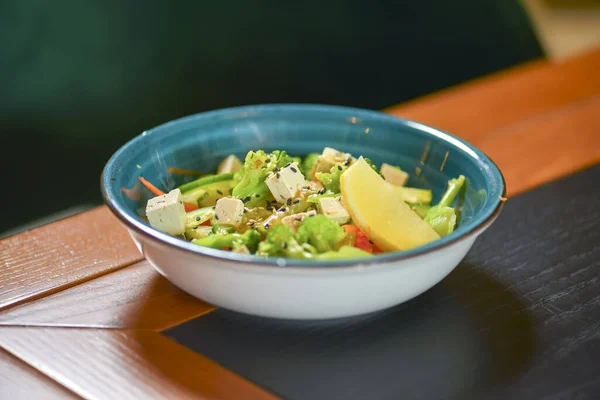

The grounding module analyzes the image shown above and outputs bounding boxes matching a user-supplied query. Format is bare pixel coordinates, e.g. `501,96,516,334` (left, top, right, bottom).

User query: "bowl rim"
101,103,506,269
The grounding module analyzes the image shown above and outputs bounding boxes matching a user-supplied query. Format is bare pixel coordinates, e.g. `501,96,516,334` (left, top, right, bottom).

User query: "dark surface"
164,165,600,400
0,1,543,234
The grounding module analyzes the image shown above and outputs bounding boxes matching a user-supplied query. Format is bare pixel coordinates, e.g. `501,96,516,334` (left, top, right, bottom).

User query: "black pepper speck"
290,167,297,173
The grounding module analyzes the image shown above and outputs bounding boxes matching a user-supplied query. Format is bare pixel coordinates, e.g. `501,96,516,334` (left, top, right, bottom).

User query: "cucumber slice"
184,226,213,240
393,186,433,204
178,172,236,193
185,206,214,230
181,187,208,205
197,180,237,207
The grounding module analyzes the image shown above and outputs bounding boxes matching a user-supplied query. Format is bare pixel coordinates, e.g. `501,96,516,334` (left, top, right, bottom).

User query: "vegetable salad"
140,147,465,260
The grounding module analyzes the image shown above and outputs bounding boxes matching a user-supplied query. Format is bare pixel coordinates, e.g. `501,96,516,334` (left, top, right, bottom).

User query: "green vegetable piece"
364,158,384,178
314,246,373,260
307,192,339,203
315,164,348,193
181,187,207,205
184,226,213,240
256,225,315,259
178,172,236,193
425,207,457,237
301,152,320,177
408,203,431,219
211,224,236,235
437,175,466,208
231,150,295,208
296,215,345,253
184,206,214,230
196,180,237,207
192,229,261,253
425,175,466,236
393,187,433,204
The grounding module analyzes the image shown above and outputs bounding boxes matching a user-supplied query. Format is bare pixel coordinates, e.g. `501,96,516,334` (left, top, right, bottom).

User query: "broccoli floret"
296,215,345,253
192,228,261,253
301,152,320,177
425,175,465,236
314,245,373,260
231,150,295,208
364,158,384,178
315,157,382,192
256,225,316,259
211,224,236,235
315,164,348,193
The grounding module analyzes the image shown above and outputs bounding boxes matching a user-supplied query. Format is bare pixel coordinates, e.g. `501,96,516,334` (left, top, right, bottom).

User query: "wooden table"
1,48,599,399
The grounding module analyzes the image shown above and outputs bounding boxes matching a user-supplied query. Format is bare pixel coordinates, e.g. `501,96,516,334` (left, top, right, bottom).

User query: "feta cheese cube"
214,197,244,226
319,197,351,225
146,189,186,235
312,147,355,177
281,210,317,230
265,162,306,203
381,163,409,187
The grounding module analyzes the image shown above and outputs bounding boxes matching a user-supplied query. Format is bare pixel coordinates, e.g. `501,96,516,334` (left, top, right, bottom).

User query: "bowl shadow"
136,260,536,400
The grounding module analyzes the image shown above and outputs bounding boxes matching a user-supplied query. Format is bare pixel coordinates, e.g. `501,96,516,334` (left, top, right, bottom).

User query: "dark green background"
0,1,543,235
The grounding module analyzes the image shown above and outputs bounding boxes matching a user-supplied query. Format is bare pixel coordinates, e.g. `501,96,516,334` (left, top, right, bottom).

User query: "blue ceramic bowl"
101,104,505,319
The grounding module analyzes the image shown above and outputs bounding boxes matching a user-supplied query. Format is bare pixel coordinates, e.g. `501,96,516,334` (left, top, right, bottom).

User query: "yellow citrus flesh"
340,157,440,252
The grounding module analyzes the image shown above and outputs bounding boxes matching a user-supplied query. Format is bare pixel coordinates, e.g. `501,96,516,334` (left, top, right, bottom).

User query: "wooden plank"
0,327,280,400
0,348,78,399
0,261,215,330
0,207,143,310
479,95,600,196
383,48,600,142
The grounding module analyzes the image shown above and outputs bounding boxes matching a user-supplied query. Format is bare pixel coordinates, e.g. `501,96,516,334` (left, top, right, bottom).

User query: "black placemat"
164,165,600,400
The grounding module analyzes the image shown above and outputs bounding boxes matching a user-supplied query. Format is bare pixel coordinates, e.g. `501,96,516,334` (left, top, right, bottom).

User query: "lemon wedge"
340,157,440,251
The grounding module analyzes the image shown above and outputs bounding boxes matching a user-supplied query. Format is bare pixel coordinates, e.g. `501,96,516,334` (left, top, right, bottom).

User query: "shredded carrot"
138,176,165,196
354,232,373,253
167,167,205,176
139,176,198,212
343,225,361,233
